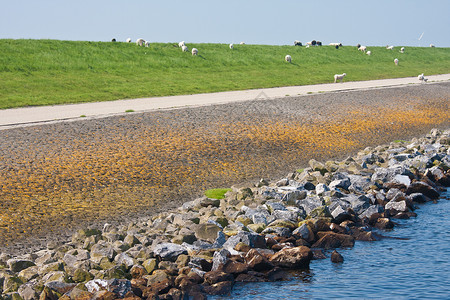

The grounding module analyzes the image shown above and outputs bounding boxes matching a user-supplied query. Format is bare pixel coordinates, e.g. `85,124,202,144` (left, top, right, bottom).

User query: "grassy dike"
0,39,449,109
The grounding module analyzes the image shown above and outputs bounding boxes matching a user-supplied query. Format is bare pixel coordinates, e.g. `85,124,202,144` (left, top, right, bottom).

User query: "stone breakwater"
1,128,449,299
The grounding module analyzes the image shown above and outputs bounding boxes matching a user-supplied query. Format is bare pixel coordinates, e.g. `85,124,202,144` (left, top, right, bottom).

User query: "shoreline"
1,128,449,299
1,82,449,255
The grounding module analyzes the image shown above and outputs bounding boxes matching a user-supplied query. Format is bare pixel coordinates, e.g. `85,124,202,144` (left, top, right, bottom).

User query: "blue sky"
1,0,449,47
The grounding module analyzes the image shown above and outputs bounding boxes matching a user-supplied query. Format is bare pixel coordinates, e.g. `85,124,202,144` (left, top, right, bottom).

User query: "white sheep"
418,73,428,83
400,47,405,53
145,41,150,47
430,44,435,48
229,43,234,49
240,42,245,45
306,45,310,48
192,48,198,56
285,55,291,63
386,45,394,50
394,58,399,66
181,45,189,52
136,38,145,46
366,51,372,56
358,45,367,52
334,73,346,83
178,41,186,48
329,43,342,47
126,38,132,43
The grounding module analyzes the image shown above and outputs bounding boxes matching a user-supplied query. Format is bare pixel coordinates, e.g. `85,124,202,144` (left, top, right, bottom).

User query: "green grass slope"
0,39,449,109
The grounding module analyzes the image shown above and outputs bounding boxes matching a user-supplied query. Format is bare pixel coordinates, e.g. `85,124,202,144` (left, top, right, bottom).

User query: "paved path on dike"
1,74,449,129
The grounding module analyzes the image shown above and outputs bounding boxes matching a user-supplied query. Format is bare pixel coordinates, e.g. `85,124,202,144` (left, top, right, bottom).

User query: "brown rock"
406,181,440,199
351,228,378,241
331,250,344,263
266,267,289,281
186,271,204,284
92,290,118,300
265,237,278,248
144,278,173,295
234,242,251,252
223,260,248,275
203,281,233,296
245,251,274,272
166,288,185,300
204,270,234,285
130,265,148,279
269,246,313,269
312,232,355,249
374,217,394,230
235,273,266,282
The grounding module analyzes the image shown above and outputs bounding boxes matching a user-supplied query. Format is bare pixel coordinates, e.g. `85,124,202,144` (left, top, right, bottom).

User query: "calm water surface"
215,190,450,299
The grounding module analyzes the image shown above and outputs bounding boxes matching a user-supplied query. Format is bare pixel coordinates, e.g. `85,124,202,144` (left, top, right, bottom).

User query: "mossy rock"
267,220,297,230
235,216,253,226
2,276,23,293
307,206,332,219
72,268,94,283
247,223,266,233
142,258,158,274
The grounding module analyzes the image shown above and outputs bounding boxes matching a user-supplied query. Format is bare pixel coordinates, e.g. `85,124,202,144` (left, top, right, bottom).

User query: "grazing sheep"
240,42,245,45
418,73,428,83
356,43,361,49
285,55,292,63
329,43,342,47
317,41,322,46
192,48,198,56
136,38,145,46
386,45,394,50
182,45,189,52
366,51,371,56
358,45,367,52
111,38,116,42
306,45,310,48
294,40,302,46
334,73,346,83
335,45,339,49
178,41,186,48
126,38,132,43
400,47,405,53
145,41,150,47
229,43,234,49
430,44,435,47
394,58,399,65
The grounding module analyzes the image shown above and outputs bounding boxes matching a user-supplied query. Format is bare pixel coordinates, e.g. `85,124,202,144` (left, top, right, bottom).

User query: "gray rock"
261,226,291,238
265,201,287,212
385,200,408,212
85,278,131,298
194,223,222,244
212,249,231,271
315,183,330,195
272,210,299,222
296,196,324,215
329,178,351,191
153,243,187,262
359,205,384,219
371,165,413,183
392,174,411,186
114,253,135,268
345,194,371,215
222,231,266,253
292,224,311,241
91,242,116,260
348,175,372,194
6,259,35,273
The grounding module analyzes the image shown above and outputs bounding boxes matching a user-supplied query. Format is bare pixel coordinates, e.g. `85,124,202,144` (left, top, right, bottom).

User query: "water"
216,191,450,299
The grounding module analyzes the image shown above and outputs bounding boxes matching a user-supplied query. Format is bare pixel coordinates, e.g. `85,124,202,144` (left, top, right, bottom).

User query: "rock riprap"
1,128,449,299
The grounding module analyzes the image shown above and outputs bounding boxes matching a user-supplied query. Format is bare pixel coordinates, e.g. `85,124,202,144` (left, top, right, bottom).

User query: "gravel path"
0,82,449,255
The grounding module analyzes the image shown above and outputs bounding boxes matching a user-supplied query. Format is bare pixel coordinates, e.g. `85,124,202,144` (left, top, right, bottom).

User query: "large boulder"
406,181,440,199
269,246,313,269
